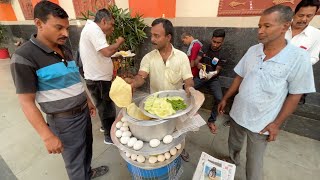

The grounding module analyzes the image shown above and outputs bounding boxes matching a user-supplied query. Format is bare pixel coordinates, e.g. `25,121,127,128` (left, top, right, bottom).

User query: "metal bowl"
138,90,194,119
123,96,177,141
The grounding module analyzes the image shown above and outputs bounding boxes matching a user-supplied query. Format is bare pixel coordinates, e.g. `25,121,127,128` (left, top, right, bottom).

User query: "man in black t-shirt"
194,29,227,134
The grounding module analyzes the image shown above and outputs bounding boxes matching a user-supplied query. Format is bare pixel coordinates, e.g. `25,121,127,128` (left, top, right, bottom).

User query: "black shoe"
104,136,113,145
99,127,105,133
91,166,109,179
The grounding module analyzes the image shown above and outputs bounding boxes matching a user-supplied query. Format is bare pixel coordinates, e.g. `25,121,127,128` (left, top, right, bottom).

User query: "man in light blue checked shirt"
218,5,315,180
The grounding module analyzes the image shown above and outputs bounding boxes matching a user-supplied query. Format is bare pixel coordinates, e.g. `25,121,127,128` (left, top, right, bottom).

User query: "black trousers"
47,108,93,180
85,80,116,137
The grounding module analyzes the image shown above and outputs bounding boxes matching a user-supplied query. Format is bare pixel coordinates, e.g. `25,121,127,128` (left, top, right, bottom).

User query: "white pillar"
115,0,129,10
11,0,25,21
58,0,77,19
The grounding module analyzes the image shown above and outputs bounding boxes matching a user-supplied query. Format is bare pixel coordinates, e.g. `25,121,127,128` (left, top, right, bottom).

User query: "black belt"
48,101,88,118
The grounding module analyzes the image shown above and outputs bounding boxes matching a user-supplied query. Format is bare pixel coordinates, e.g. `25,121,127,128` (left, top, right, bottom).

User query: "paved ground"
0,59,319,180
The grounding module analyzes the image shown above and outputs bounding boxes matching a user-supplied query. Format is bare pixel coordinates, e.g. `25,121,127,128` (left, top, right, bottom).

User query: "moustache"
152,43,157,45
58,37,68,41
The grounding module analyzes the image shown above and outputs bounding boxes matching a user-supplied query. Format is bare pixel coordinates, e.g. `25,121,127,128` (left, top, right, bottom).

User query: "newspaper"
172,87,207,138
193,152,236,180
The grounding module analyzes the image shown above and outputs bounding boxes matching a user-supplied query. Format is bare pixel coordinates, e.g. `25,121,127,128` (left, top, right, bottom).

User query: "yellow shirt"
140,46,193,93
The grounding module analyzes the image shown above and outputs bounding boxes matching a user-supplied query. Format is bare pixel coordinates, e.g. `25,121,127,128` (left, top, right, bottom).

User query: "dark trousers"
194,77,223,122
85,80,116,137
47,108,93,180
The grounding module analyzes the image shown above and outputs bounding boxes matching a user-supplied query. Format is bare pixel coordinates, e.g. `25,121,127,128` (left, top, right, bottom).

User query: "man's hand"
87,99,96,117
116,37,125,45
217,99,227,115
124,77,136,93
44,135,63,154
197,63,203,70
260,122,280,142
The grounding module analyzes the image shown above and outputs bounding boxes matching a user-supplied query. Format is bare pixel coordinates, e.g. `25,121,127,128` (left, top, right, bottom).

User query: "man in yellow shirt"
126,18,194,94
125,18,194,161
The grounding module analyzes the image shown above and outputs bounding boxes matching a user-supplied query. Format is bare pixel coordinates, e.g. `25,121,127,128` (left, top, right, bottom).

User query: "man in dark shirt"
194,29,227,134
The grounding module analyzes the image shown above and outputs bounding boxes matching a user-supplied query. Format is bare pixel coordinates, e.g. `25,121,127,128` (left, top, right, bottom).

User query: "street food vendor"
124,18,194,161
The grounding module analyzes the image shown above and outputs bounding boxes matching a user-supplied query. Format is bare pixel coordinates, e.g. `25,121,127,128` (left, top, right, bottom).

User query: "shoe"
104,136,113,145
180,149,190,162
99,127,105,133
91,166,109,179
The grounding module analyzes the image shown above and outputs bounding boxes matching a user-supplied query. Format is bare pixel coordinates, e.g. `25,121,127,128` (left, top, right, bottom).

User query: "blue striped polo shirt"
11,34,87,114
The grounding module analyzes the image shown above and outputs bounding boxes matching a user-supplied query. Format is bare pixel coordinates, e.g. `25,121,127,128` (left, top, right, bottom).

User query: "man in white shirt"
285,0,320,65
79,8,125,144
218,5,315,180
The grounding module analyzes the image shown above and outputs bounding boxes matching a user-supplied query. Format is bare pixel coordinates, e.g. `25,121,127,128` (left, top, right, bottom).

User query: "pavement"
0,59,319,180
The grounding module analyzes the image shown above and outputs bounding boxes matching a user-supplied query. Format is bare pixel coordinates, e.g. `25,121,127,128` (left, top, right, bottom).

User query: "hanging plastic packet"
211,57,219,65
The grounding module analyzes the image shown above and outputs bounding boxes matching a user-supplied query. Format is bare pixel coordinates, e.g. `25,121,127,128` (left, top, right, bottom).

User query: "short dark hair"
212,29,225,38
34,1,68,22
181,32,192,39
151,18,174,37
295,0,319,14
262,5,293,23
94,8,114,23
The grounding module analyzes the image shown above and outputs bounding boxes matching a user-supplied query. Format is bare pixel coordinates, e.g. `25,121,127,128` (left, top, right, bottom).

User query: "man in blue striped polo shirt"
10,1,108,179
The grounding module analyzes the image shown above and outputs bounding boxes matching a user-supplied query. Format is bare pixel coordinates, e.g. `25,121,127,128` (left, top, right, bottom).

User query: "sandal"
180,149,190,162
223,121,230,127
207,122,217,134
91,166,109,179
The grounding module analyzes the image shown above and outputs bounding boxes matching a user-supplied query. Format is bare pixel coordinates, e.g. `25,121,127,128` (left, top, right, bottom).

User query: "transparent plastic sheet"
128,156,183,180
172,87,207,138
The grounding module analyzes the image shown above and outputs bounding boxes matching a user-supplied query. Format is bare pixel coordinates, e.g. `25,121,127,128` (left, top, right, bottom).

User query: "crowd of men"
10,0,318,179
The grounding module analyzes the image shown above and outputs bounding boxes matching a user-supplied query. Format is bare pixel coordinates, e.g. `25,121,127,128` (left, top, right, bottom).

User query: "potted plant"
80,5,148,77
0,24,10,59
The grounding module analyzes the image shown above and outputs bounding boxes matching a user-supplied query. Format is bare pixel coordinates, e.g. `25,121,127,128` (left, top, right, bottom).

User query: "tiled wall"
4,25,320,93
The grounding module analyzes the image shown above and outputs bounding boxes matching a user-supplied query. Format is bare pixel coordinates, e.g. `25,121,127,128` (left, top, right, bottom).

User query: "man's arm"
99,37,125,57
260,94,302,141
217,75,243,114
193,55,202,68
308,40,320,65
184,77,194,94
85,92,96,117
18,93,63,154
125,71,149,91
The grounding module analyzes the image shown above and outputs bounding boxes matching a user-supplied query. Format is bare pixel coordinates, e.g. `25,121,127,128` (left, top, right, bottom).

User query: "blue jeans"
194,77,223,122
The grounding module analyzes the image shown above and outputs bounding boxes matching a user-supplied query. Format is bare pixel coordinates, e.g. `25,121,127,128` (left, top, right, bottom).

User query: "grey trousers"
47,108,93,180
228,119,268,180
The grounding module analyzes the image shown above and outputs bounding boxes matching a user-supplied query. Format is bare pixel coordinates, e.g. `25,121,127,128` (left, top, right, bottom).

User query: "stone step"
281,114,320,141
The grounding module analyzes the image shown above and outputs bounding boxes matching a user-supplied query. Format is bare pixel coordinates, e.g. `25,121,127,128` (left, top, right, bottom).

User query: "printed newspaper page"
193,152,236,180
